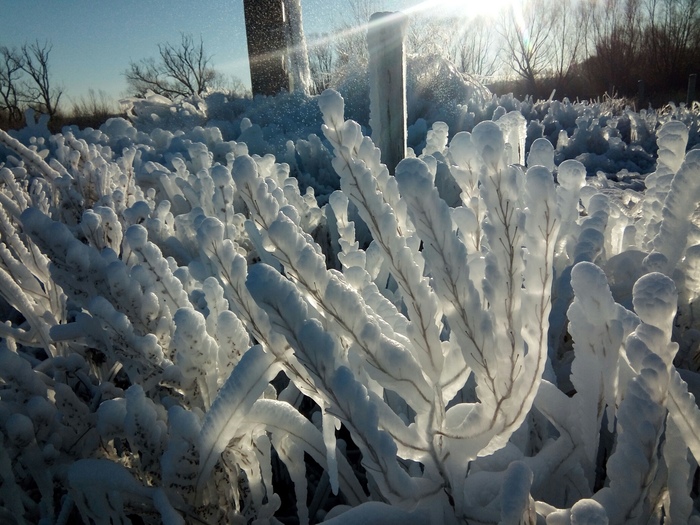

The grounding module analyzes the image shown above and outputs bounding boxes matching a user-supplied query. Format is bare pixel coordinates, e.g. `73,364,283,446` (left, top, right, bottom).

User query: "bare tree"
550,0,590,86
644,0,700,89
498,0,557,95
308,33,334,94
0,46,24,124
209,74,250,98
125,34,219,99
451,16,501,78
585,0,645,95
334,0,384,69
405,15,454,57
20,40,63,117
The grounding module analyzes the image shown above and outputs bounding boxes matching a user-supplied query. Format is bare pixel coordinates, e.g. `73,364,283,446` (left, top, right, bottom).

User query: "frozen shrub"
2,88,700,524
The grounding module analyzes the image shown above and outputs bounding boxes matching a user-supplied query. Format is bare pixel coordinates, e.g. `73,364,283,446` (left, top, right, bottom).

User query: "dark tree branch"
19,40,63,117
124,33,219,99
0,46,25,123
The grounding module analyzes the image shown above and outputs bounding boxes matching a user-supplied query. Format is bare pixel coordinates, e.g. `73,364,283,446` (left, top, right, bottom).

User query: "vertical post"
243,0,289,96
688,74,697,106
368,11,408,174
284,0,312,95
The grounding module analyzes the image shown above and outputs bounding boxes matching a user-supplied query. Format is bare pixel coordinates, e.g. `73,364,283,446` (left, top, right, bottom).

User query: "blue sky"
0,0,431,107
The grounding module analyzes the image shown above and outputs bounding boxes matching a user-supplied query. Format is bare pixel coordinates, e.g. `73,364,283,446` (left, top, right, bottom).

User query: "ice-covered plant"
3,86,700,525
190,88,561,523
535,262,700,524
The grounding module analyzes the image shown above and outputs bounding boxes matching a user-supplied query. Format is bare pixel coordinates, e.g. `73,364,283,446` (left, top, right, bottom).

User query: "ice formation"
3,70,700,524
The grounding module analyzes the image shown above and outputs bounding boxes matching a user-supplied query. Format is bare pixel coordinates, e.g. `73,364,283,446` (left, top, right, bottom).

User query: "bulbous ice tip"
525,164,554,191
124,224,149,249
557,159,586,191
471,120,504,168
570,499,608,525
395,157,433,187
173,307,203,332
632,272,678,330
197,217,225,243
232,153,258,179
642,251,668,273
6,413,35,447
210,164,230,182
318,89,345,127
447,131,475,168
570,261,608,296
526,137,555,171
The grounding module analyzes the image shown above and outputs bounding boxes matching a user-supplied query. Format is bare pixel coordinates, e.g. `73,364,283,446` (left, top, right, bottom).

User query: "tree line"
500,0,700,104
0,33,248,130
309,0,700,106
0,40,120,130
2,0,700,130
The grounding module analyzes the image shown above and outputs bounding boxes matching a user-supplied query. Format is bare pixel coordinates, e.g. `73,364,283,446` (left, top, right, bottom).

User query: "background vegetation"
2,0,700,131
320,0,700,106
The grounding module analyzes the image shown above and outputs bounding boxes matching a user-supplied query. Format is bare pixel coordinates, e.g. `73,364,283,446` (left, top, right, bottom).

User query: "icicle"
662,418,694,524
197,345,280,491
273,433,310,524
247,399,366,505
499,461,535,525
323,410,340,495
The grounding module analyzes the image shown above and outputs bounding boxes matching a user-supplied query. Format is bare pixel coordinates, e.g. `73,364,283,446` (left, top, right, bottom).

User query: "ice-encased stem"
320,93,443,383
246,263,439,504
651,149,700,275
567,261,630,484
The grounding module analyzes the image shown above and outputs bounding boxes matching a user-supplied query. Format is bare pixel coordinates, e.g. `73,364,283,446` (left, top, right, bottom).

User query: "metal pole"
243,0,289,96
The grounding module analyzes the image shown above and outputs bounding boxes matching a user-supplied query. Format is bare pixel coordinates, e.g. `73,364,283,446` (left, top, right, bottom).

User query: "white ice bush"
2,90,700,524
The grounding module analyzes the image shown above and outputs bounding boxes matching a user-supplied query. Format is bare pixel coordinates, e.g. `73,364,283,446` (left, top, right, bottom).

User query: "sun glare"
406,0,519,19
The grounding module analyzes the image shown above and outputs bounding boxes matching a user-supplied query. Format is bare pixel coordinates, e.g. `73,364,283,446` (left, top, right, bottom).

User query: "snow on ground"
103,55,697,195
